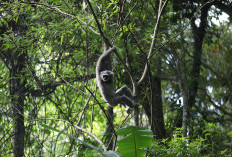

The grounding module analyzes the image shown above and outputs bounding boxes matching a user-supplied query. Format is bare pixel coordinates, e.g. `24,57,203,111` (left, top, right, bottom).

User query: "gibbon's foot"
133,102,140,107
126,103,140,114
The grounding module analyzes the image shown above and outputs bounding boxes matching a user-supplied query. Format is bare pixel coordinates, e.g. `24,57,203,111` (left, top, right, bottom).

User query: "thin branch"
201,62,224,80
111,2,138,43
199,88,232,117
31,118,107,151
147,0,215,61
26,64,94,97
20,1,100,35
83,84,118,146
138,0,168,85
86,0,107,42
76,94,92,126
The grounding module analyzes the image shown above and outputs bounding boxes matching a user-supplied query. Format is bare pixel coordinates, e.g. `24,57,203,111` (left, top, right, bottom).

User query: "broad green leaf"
117,126,153,157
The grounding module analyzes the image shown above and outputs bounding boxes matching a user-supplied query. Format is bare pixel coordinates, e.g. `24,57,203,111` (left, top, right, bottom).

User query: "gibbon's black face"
100,70,114,82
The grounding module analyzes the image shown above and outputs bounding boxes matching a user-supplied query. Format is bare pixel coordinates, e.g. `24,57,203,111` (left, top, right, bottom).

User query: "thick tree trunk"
152,57,166,139
11,81,25,157
10,54,26,157
143,58,166,139
1,30,26,156
0,8,28,156
151,76,166,139
181,3,210,137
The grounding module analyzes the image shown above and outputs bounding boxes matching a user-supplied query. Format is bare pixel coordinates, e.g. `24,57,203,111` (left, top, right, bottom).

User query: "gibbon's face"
100,70,114,82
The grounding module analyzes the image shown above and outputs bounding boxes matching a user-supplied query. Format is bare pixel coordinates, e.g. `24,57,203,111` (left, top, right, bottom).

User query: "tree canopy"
0,0,232,156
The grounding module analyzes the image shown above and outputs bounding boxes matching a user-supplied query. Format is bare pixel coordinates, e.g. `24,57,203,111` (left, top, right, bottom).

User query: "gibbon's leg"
113,95,135,108
114,86,139,108
115,86,133,100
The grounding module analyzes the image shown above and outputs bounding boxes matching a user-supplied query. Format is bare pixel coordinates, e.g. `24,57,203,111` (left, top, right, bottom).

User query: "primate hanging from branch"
85,0,139,108
96,43,139,108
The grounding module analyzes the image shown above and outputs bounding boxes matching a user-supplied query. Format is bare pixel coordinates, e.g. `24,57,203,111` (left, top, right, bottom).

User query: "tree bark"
143,58,166,139
10,53,26,157
151,75,166,139
151,58,166,139
0,16,27,156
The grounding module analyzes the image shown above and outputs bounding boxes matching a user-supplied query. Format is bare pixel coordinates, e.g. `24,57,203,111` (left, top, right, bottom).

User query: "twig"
147,0,215,61
138,0,168,85
76,94,92,126
20,1,100,35
83,84,118,147
31,118,107,151
111,2,138,43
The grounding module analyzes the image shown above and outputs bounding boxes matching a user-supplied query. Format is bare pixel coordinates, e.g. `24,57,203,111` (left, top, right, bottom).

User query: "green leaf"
15,15,19,23
227,131,232,136
60,34,64,45
117,126,153,157
1,18,8,27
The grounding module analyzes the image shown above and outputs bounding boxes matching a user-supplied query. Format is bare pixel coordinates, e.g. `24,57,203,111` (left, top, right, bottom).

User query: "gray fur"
96,45,138,108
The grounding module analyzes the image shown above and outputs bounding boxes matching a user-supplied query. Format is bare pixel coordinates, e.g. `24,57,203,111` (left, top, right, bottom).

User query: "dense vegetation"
0,0,232,156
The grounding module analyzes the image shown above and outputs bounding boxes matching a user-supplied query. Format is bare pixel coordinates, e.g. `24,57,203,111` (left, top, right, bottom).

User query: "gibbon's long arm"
96,46,116,72
96,45,115,84
99,46,116,60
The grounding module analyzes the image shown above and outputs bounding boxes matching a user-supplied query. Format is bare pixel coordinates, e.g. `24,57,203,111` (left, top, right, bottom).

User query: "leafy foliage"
150,127,232,157
0,0,232,156
40,123,121,157
117,126,153,157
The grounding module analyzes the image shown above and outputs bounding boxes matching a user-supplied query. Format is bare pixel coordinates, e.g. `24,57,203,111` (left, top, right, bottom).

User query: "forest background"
0,0,232,156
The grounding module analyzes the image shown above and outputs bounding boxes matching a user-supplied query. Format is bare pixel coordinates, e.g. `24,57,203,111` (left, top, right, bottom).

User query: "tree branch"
138,0,168,85
26,62,95,97
31,118,107,151
147,0,215,62
20,1,100,35
213,0,232,17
